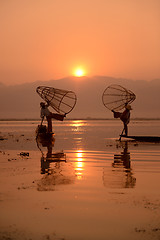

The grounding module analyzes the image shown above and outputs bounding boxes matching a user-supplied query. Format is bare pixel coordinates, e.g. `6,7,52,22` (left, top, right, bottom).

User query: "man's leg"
124,123,128,136
46,116,52,133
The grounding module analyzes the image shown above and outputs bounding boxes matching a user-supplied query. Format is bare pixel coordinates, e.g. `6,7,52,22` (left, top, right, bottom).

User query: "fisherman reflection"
36,133,75,191
36,132,66,173
103,141,136,188
113,141,136,188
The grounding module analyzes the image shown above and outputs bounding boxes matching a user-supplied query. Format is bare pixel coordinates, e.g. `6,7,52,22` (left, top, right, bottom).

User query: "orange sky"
0,0,160,85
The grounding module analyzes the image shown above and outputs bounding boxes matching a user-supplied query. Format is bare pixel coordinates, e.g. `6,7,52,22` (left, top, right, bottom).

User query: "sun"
74,68,85,77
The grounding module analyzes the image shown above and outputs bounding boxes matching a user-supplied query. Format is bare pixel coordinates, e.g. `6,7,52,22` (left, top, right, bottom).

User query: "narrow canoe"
120,135,160,142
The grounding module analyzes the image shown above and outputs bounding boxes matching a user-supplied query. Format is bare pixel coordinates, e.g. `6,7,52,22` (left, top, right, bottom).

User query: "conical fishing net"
102,84,136,111
36,86,77,114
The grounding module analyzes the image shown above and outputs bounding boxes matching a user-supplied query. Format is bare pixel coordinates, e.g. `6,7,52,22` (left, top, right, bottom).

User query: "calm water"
0,119,160,240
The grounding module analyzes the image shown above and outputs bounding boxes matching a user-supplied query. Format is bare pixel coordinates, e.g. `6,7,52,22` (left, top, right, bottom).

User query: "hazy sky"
1,0,160,85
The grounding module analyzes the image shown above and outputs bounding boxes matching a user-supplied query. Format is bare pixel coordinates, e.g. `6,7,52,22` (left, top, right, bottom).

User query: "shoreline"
1,118,160,121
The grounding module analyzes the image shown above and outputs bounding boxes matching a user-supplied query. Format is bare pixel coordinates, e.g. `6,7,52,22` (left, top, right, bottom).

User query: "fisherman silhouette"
112,103,132,136
40,101,66,133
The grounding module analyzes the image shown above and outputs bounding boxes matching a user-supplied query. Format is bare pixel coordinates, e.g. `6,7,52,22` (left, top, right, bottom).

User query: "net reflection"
103,141,136,188
36,132,75,191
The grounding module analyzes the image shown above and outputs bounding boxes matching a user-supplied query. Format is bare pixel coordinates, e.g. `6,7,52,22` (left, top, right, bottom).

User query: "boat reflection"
36,132,75,191
103,141,136,188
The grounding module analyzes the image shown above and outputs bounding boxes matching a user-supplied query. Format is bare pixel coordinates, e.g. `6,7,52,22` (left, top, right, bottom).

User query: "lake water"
0,119,160,240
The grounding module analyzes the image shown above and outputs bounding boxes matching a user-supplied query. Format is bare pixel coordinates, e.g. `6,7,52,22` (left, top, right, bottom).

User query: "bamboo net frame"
36,86,77,114
102,84,136,111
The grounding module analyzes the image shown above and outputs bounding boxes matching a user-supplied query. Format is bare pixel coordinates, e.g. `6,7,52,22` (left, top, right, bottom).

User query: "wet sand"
0,120,160,240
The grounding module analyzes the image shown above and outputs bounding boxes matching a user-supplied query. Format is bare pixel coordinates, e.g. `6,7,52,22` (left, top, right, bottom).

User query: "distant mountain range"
0,76,160,119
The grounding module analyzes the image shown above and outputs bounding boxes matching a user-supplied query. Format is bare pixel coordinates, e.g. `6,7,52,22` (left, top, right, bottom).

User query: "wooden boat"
120,135,160,142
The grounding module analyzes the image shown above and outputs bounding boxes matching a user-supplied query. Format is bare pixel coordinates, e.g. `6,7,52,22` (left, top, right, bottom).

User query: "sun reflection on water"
74,150,84,180
68,121,87,179
70,120,85,132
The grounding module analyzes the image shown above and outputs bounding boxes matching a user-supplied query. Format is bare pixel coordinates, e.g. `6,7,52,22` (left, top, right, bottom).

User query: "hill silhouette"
0,76,160,119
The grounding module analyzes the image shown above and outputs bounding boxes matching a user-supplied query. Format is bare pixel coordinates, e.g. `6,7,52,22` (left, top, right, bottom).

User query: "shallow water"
0,120,160,240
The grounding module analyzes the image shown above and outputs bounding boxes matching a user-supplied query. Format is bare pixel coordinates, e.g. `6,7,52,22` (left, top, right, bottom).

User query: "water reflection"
113,141,136,188
113,141,131,170
70,120,86,148
74,150,84,179
70,120,85,130
103,141,136,188
36,132,75,191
